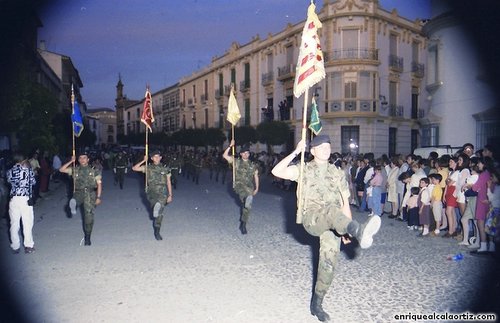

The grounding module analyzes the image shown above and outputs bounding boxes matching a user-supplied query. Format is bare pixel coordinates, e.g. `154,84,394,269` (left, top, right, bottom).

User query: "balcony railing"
389,55,404,72
239,80,250,92
224,84,235,96
261,71,274,86
389,104,404,117
411,61,425,78
329,100,376,113
214,89,222,99
187,98,196,106
200,93,208,103
180,101,186,108
324,48,379,62
277,63,295,80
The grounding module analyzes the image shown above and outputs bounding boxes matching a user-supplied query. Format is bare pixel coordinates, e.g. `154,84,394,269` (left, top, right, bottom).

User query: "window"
342,29,358,49
231,68,236,86
411,87,419,119
204,79,208,99
389,127,397,157
421,125,439,146
330,72,342,100
344,72,357,99
412,41,419,63
411,129,419,153
244,98,250,126
244,62,250,84
389,34,398,56
341,126,359,155
267,53,273,72
218,73,223,95
136,108,140,118
359,71,370,99
286,46,294,65
389,81,397,105
427,44,439,85
204,109,208,129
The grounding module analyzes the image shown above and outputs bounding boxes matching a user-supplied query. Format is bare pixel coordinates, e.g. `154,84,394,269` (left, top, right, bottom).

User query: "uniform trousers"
73,190,96,235
302,204,352,297
9,196,35,250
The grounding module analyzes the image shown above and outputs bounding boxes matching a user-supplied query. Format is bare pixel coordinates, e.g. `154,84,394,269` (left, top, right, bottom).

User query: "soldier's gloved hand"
179,168,182,174
124,168,128,174
113,168,116,173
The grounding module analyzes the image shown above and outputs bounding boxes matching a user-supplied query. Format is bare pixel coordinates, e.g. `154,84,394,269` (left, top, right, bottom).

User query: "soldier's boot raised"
154,227,163,241
346,216,381,249
240,221,247,235
153,202,161,218
84,233,91,246
310,293,330,322
69,198,77,217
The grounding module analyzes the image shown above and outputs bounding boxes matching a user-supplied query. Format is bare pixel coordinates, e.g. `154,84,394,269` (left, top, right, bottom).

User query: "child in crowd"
418,177,432,236
369,165,383,216
459,165,479,246
485,171,500,251
407,187,420,230
428,173,443,236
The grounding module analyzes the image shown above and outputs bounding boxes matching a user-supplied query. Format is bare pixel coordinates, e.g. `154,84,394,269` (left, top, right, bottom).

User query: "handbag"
464,188,478,197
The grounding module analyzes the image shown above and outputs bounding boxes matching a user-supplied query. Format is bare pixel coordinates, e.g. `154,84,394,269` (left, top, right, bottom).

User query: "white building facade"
175,0,429,156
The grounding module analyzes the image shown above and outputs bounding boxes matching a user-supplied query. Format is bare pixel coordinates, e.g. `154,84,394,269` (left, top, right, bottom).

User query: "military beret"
240,144,250,153
76,149,88,157
310,135,331,148
149,149,162,157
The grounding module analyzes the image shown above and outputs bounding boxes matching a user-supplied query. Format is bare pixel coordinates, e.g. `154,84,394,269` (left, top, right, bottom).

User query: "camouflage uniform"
167,154,182,189
289,160,351,298
69,165,102,237
215,155,228,184
231,158,259,224
191,154,203,185
113,153,128,189
144,164,171,230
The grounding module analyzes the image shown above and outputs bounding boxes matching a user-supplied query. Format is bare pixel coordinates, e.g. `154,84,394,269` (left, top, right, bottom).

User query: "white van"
413,145,461,158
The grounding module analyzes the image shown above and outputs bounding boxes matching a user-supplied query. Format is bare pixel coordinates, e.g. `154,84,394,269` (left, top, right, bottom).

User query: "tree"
256,121,290,153
0,64,59,154
231,125,258,146
204,128,226,148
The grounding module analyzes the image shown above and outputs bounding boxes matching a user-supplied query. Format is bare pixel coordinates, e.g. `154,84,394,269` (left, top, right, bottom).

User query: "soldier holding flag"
272,2,381,322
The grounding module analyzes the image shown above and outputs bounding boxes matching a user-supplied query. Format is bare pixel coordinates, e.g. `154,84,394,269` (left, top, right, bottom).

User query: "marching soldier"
132,150,173,241
272,135,380,322
113,150,128,189
166,152,182,189
223,140,259,234
59,151,102,246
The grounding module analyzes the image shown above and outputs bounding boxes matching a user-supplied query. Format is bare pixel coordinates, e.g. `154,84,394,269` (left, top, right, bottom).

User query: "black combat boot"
154,227,163,240
84,234,91,246
240,221,247,235
310,293,330,322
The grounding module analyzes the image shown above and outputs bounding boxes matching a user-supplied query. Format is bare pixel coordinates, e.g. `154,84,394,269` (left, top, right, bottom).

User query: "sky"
37,0,431,109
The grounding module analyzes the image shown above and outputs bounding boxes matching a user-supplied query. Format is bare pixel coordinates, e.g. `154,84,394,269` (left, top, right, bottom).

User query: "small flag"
308,97,322,135
71,85,84,137
141,87,154,132
293,2,326,98
226,86,241,126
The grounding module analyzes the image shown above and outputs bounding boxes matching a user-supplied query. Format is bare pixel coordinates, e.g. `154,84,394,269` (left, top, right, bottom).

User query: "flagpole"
231,124,236,188
71,84,76,193
297,88,309,219
145,129,148,191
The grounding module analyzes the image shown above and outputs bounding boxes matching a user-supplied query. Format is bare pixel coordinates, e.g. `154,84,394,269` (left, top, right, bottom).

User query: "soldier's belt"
116,166,126,168
76,187,97,192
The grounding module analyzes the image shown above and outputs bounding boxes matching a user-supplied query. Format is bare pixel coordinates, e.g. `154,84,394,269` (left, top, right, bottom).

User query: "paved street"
0,168,498,323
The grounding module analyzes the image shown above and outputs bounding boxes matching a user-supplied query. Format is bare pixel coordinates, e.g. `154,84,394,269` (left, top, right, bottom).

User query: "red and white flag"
141,87,154,132
293,2,325,98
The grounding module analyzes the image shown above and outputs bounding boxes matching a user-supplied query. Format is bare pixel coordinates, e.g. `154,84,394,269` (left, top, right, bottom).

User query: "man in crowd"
7,152,37,254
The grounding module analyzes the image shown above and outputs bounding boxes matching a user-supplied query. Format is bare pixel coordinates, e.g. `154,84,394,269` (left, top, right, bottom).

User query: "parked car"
413,145,461,158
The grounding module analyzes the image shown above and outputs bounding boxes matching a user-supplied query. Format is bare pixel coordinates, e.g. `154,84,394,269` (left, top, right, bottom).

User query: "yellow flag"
226,88,241,126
